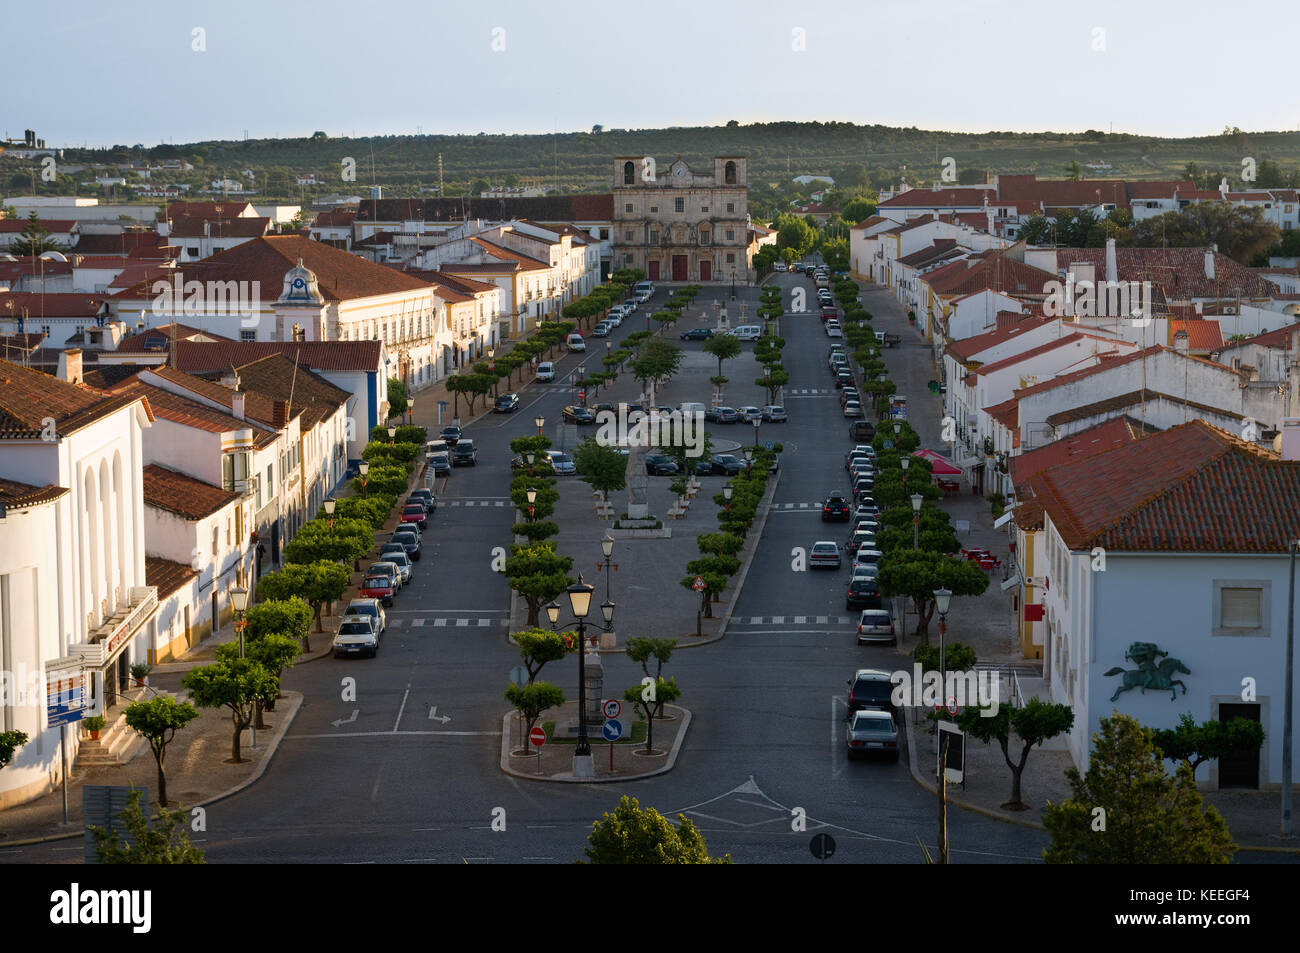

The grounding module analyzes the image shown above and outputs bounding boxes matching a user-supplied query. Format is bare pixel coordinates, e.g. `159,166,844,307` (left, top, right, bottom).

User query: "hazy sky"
9,0,1297,147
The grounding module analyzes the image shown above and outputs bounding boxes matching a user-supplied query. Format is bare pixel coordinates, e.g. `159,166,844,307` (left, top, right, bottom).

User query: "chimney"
1204,249,1215,281
57,348,83,385
1173,330,1189,353
232,390,245,420
273,399,290,429
1282,419,1300,460
1105,238,1118,285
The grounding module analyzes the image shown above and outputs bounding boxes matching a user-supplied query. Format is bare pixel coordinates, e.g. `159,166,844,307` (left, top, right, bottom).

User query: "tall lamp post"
600,534,615,604
230,585,250,659
535,415,545,438
933,587,952,865
911,493,924,550
545,577,614,778
730,269,737,300
324,497,336,536
901,454,910,492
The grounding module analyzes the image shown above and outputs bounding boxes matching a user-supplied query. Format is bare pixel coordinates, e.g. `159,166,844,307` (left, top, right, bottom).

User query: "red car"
400,504,428,530
821,308,838,322
360,575,395,607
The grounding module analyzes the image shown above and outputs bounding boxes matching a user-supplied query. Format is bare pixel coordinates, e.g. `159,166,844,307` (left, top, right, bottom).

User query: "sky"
7,0,1297,148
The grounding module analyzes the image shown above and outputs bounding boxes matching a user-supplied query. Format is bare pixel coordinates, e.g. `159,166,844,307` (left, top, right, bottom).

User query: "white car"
774,262,788,272
536,361,555,381
826,324,843,338
623,298,638,314
810,540,842,569
546,450,576,475
605,311,623,327
843,400,863,417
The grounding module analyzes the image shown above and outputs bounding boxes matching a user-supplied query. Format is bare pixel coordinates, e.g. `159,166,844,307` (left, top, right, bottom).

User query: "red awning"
912,449,962,476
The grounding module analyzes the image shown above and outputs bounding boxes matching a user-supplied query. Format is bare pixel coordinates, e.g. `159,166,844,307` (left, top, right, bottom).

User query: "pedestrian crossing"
439,499,512,507
730,616,856,626
386,616,511,628
783,388,837,396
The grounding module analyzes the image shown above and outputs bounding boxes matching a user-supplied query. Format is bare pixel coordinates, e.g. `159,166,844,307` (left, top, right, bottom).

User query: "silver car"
546,450,576,475
761,405,787,422
385,550,414,584
856,609,896,645
333,618,380,658
343,598,387,634
810,540,842,569
846,709,899,760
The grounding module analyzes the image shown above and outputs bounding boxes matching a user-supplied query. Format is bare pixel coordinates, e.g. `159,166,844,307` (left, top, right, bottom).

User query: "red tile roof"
116,322,235,353
878,188,995,208
111,235,432,303
145,555,199,598
1042,247,1270,298
1010,417,1151,487
927,253,1058,299
468,237,551,271
1211,320,1300,351
1169,318,1224,351
168,217,272,239
944,313,1055,361
173,340,384,373
166,201,256,220
970,331,1123,377
850,215,890,230
143,463,238,519
985,397,1019,431
0,477,68,507
0,219,78,234
0,293,107,320
142,365,285,425
312,210,356,228
0,359,150,439
416,270,500,295
111,379,278,446
1020,420,1300,552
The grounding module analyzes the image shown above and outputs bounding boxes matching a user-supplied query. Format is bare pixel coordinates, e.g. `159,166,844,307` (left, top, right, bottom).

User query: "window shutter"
1221,588,1262,628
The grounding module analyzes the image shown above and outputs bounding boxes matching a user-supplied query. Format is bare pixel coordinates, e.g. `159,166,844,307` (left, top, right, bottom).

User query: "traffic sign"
810,832,836,860
764,440,774,451
509,666,528,686
529,726,547,748
946,696,959,716
577,389,586,401
603,699,621,719
602,720,624,742
692,575,706,591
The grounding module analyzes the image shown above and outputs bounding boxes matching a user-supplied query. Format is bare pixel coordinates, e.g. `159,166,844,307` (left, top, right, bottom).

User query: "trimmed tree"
955,698,1075,810
876,551,989,640
257,561,351,638
245,597,313,652
625,676,681,755
582,795,730,864
121,695,200,806
502,542,574,627
514,628,577,683
216,633,300,726
181,658,279,764
1150,713,1267,778
1043,711,1236,863
505,681,565,754
573,437,628,505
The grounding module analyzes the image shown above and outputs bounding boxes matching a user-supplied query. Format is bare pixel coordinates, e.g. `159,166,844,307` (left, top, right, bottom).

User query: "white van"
680,401,706,418
566,333,586,352
733,325,761,341
634,280,654,301
536,361,555,381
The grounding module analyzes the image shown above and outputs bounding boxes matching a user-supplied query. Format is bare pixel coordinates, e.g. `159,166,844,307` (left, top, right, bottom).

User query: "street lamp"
230,585,250,659
911,493,924,549
751,416,760,447
535,415,545,437
525,486,537,521
324,497,336,535
730,269,737,300
387,425,396,445
723,483,733,512
893,421,902,437
600,534,615,603
358,460,369,490
901,455,910,490
544,575,614,777
743,446,754,475
406,396,414,427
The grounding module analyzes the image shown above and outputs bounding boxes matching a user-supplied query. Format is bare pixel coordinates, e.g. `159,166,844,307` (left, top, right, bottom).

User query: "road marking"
731,616,855,626
478,618,492,627
455,619,470,627
412,618,426,627
434,618,447,627
393,688,410,732
794,616,807,624
291,730,502,738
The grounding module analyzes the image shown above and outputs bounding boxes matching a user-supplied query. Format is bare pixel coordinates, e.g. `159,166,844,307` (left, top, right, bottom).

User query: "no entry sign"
529,726,547,748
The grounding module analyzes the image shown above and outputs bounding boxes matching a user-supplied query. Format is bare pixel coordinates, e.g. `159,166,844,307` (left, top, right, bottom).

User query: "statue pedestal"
626,502,649,519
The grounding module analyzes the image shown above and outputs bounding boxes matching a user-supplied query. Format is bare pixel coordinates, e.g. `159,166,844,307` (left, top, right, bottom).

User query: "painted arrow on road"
428,706,451,724
331,709,359,728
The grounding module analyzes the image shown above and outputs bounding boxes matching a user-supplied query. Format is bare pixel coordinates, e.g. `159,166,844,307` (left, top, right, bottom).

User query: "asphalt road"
5,278,1051,864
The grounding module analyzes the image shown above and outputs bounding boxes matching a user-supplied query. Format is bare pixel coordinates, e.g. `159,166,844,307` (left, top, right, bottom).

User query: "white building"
0,357,157,808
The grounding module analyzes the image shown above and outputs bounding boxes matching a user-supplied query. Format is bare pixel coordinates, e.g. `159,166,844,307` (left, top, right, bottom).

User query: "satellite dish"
39,250,69,262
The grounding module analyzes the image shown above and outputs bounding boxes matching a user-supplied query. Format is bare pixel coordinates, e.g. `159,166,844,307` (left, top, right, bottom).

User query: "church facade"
611,155,749,285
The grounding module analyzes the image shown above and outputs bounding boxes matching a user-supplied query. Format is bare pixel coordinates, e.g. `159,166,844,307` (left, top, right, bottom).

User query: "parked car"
843,400,863,418
847,530,877,555
856,609,896,645
846,577,883,611
451,440,478,466
645,454,680,476
566,333,587,352
494,392,520,413
846,708,899,760
385,550,414,584
840,387,860,407
827,324,844,339
705,406,739,424
846,450,873,470
400,503,428,530
604,311,623,328
546,450,576,475
378,541,408,565
734,326,762,342
698,454,745,476
822,492,851,521
562,405,596,425
391,528,421,560
774,261,787,272
408,489,436,512
440,426,462,446
367,561,402,592
761,405,787,422
849,421,876,442
810,540,842,569
333,617,380,658
343,598,387,634
536,361,555,381
427,452,451,477
853,549,884,571
359,576,394,609
737,406,762,423
680,327,714,341
835,370,854,389
847,668,900,717
591,322,611,337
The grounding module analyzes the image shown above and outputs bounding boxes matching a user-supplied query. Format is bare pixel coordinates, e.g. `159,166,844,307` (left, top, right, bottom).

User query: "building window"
675,197,684,213
240,329,256,342
599,228,609,240
187,247,199,257
649,230,659,244
1212,581,1270,637
211,526,219,556
726,253,735,264
700,230,710,244
726,229,734,241
624,230,633,241
649,205,658,214
624,203,633,213
727,203,734,213
724,160,737,184
623,161,634,185
701,206,709,213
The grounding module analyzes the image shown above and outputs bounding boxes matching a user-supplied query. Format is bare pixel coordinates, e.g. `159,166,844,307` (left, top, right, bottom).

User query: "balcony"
70,586,158,667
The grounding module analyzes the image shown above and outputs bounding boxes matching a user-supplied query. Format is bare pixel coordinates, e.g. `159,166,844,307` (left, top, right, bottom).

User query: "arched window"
724,161,737,185
623,161,635,185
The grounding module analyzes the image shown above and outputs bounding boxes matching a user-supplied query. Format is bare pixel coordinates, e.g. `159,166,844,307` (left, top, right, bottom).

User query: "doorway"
672,255,687,281
648,260,660,281
1217,703,1260,789
700,260,712,281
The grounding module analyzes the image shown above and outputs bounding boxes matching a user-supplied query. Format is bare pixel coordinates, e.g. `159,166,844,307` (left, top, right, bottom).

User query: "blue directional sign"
764,441,774,451
602,719,624,742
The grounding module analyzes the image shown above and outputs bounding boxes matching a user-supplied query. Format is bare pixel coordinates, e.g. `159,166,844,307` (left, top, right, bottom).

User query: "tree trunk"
254,697,267,730
154,748,168,807
525,601,540,627
644,706,655,754
314,603,324,633
231,713,244,763
702,591,712,619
